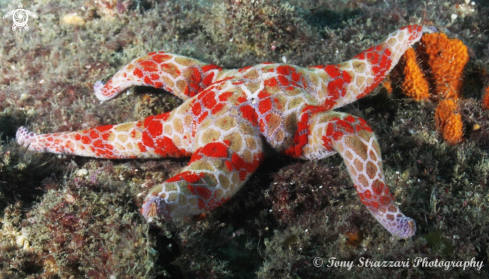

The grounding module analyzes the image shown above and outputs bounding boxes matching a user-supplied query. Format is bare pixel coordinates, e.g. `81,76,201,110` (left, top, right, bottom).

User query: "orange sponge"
382,79,393,94
482,86,489,110
418,33,469,100
401,48,430,100
435,99,463,144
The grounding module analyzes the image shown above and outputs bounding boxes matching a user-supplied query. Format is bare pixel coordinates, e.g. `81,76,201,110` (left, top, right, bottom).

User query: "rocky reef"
1,0,489,278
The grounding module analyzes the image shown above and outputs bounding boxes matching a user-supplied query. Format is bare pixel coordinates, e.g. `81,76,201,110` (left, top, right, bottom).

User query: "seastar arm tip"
304,25,430,112
142,130,264,220
299,111,415,238
16,126,36,147
15,113,193,159
92,52,223,102
423,25,437,34
93,80,108,102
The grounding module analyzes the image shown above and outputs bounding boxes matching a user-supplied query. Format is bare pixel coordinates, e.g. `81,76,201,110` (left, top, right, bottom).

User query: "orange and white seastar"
16,25,433,238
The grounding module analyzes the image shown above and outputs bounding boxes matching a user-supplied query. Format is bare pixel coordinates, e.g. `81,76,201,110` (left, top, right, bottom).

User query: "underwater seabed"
1,0,489,278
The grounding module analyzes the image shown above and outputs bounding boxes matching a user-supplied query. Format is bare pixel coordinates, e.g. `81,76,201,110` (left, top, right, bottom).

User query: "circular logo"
3,4,37,32
313,257,323,267
13,9,29,28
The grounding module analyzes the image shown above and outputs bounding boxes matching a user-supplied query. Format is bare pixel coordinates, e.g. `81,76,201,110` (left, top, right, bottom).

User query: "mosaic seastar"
16,25,432,238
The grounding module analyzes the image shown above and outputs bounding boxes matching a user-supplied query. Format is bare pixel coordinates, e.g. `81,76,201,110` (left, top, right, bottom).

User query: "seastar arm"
306,25,433,110
15,110,192,159
94,52,222,102
141,136,264,221
299,111,415,238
